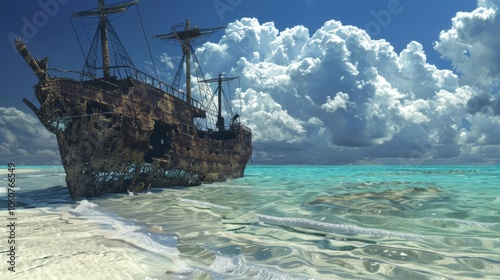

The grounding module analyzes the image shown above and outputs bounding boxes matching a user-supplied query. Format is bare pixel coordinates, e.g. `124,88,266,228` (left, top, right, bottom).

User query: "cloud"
0,107,60,165
237,88,306,143
8,1,500,165
434,0,500,119
435,0,500,87
434,0,500,162
191,9,500,164
321,92,353,113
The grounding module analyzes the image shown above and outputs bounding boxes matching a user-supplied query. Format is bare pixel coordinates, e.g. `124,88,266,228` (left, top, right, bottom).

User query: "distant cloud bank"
0,107,60,165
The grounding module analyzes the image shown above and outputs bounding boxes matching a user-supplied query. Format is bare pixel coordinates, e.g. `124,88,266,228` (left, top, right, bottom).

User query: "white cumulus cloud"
435,0,500,87
321,92,353,113
191,15,492,163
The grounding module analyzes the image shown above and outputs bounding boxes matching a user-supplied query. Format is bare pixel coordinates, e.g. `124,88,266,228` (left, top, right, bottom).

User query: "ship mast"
72,0,138,79
98,0,111,79
201,74,238,132
152,20,225,105
184,20,192,103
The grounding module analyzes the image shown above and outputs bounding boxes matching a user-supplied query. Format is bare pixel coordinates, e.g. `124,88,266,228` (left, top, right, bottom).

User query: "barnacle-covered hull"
25,76,251,199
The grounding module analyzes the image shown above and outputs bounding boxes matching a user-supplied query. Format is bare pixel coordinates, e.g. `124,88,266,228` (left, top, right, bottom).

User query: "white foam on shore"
177,198,233,210
257,214,428,241
71,200,183,257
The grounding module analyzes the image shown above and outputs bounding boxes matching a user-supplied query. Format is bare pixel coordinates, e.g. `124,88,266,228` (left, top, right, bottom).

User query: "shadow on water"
0,182,205,210
0,185,75,209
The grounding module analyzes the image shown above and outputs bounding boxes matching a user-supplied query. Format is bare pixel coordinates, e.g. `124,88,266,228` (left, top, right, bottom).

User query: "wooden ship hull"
15,1,252,199
17,57,252,199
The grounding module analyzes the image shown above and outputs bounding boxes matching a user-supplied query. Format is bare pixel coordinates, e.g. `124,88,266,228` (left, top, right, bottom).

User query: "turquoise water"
1,165,500,279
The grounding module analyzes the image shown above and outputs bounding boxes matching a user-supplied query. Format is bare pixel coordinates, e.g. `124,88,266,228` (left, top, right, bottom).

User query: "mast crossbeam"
72,0,139,17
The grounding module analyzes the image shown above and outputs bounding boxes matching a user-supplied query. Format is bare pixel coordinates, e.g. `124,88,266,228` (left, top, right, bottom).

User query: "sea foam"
70,200,182,257
257,214,427,241
437,218,498,228
205,255,312,280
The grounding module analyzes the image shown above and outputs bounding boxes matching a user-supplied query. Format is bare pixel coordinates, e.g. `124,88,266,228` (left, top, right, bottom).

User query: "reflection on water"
1,165,500,279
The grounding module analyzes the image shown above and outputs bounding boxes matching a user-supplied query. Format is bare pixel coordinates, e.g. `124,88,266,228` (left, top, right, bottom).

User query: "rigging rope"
70,17,87,62
238,78,242,122
136,5,159,81
78,16,94,48
225,78,234,117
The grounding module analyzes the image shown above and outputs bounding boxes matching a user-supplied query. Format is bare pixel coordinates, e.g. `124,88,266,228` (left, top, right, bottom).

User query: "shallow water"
1,165,499,279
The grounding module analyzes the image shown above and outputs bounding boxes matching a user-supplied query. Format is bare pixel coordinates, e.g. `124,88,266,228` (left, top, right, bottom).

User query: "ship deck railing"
47,65,204,112
241,125,252,134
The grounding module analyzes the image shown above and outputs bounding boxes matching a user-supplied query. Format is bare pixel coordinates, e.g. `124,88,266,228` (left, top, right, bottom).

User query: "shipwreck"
15,0,252,199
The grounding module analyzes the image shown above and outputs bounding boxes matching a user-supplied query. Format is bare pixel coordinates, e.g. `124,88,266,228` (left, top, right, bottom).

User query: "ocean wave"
24,174,53,178
0,187,20,196
70,200,183,258
1,173,66,180
177,198,233,210
434,218,498,228
202,184,253,189
257,214,427,241
188,255,312,280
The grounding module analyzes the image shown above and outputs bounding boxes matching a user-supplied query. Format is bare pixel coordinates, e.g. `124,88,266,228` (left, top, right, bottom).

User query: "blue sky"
4,0,500,165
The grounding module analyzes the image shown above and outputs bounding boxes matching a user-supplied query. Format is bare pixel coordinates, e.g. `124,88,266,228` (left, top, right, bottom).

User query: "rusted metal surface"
16,39,252,199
